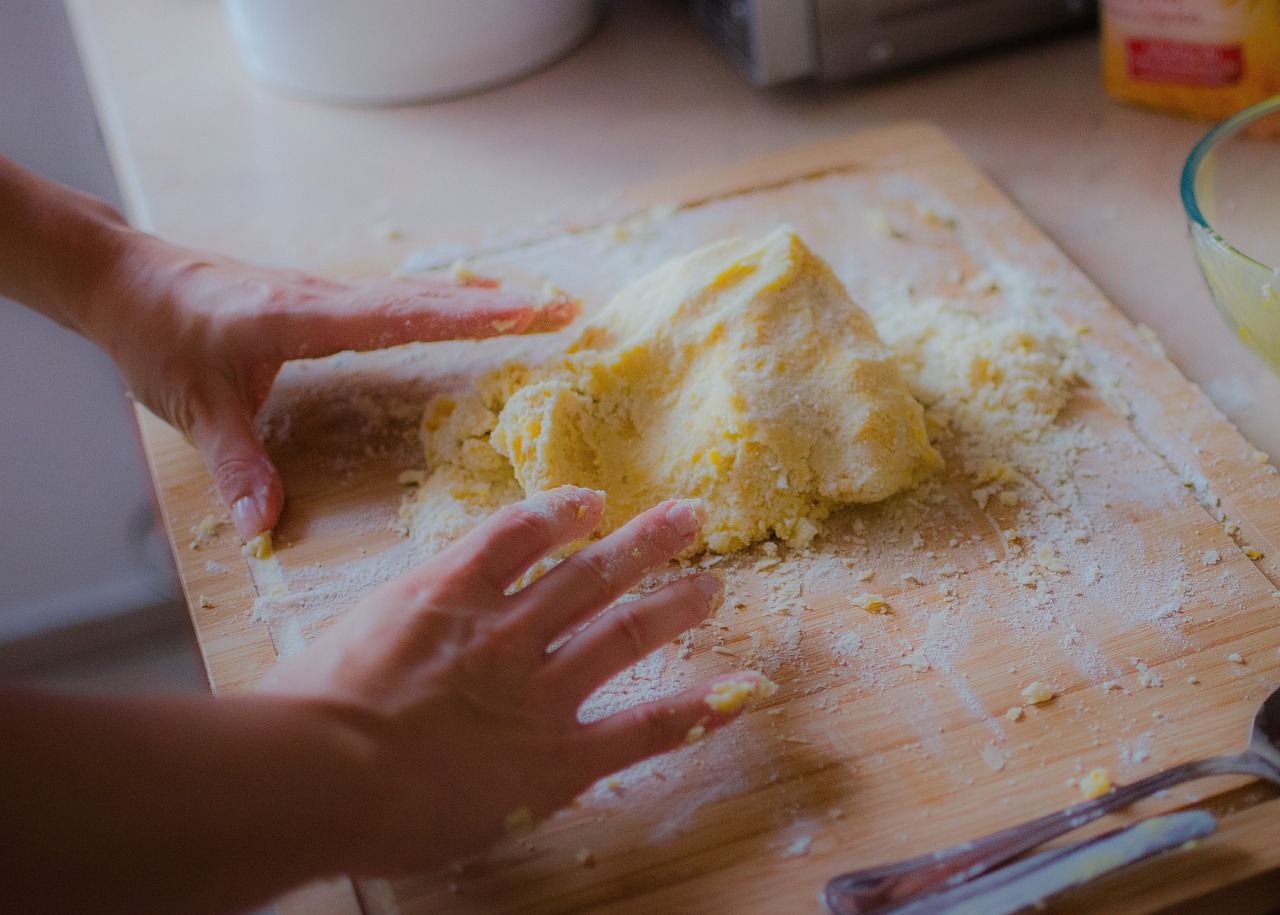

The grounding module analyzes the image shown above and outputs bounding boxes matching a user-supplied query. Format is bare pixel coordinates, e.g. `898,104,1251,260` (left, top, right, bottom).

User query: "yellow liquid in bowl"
1191,222,1280,375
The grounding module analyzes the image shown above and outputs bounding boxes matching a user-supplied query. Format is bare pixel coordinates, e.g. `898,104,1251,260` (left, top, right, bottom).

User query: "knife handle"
822,752,1259,915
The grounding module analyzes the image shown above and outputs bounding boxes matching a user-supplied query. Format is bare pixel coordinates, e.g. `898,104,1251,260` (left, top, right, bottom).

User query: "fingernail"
693,571,725,612
232,488,270,540
665,499,704,538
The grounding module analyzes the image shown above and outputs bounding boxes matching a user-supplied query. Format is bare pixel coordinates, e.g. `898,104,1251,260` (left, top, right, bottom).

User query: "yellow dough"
414,227,941,555
489,228,940,551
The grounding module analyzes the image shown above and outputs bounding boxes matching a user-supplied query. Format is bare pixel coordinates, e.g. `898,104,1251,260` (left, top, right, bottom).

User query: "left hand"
258,487,767,874
87,233,578,539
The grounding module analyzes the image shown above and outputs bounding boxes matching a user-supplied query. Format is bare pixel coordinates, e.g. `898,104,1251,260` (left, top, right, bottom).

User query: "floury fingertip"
692,570,725,610
664,499,705,538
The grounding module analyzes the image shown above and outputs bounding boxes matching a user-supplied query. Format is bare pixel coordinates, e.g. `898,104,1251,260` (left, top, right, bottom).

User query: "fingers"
578,672,778,779
506,499,705,648
277,277,581,361
540,572,724,711
188,401,285,541
433,486,605,597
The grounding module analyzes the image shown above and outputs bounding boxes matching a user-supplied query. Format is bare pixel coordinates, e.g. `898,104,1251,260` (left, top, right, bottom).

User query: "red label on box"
1126,38,1243,86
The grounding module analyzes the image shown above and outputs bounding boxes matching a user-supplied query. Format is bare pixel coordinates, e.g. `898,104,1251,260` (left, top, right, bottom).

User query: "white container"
222,0,602,106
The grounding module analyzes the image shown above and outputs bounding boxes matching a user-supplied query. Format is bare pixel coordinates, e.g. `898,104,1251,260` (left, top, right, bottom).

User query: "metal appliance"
690,0,1095,86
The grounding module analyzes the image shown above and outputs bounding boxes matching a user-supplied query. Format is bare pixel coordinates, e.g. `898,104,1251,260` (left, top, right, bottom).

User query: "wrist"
246,695,395,881
72,218,168,357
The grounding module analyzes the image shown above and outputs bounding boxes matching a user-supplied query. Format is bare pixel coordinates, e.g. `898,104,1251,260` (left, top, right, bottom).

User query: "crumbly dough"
407,228,940,555
474,228,942,554
704,673,780,713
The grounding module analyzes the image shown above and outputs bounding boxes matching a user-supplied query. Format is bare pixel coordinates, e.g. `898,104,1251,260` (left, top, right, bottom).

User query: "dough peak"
489,227,941,553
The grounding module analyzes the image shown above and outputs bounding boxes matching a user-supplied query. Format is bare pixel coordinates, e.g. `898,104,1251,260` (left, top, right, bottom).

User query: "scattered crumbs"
603,777,621,793
1006,706,1024,722
781,735,811,745
902,647,931,672
188,514,224,550
197,594,213,609
1034,544,1069,574
828,807,844,820
1202,549,1221,566
397,469,427,486
204,560,226,574
1254,450,1270,464
766,707,786,716
1223,520,1240,536
1187,675,1200,684
916,202,958,229
704,673,779,712
710,645,738,657
242,532,273,561
1228,653,1246,665
783,835,814,858
1245,546,1264,559
1101,680,1123,692
576,848,597,868
685,723,707,744
1134,660,1163,689
829,634,860,660
852,593,890,614
857,569,876,582
504,807,534,836
864,208,902,239
754,557,781,572
981,743,1006,771
1021,682,1056,705
1080,768,1112,799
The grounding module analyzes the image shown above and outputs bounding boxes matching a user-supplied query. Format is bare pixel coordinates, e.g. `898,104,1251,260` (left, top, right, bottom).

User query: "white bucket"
222,0,603,106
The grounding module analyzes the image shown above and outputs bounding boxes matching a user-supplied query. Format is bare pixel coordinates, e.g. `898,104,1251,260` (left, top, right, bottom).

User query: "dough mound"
481,227,941,553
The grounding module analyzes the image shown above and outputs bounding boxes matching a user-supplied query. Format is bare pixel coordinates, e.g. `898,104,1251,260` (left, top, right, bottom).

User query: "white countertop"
64,0,1280,455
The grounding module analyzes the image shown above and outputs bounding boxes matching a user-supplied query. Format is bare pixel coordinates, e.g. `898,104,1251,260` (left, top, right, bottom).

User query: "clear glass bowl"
1181,94,1280,374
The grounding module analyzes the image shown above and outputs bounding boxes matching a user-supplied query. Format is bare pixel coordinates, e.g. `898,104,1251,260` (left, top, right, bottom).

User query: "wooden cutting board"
139,123,1280,914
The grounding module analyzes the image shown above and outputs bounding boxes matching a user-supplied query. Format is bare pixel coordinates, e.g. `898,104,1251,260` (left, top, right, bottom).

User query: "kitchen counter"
63,0,1280,459
61,1,1280,912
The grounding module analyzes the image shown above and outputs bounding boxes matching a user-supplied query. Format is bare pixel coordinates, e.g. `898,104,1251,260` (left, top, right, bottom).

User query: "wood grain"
142,123,1280,914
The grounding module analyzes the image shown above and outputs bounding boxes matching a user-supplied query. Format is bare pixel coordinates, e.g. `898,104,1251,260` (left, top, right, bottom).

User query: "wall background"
0,0,179,644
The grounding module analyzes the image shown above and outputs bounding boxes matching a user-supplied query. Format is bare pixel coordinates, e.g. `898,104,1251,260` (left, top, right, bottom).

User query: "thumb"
188,402,285,541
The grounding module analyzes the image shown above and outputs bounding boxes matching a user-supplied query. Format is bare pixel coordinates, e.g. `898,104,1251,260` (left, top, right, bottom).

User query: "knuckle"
492,504,554,549
611,601,652,659
564,551,613,599
636,702,683,754
209,452,268,494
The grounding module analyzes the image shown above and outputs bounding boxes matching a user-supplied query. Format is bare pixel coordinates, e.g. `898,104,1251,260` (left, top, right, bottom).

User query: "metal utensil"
823,683,1280,915
880,810,1216,915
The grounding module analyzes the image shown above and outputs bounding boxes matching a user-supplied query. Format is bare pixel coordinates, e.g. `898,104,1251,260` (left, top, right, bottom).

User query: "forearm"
0,156,143,338
0,688,380,914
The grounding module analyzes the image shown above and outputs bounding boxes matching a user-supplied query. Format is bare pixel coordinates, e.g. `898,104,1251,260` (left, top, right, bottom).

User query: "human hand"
258,486,773,876
88,232,578,540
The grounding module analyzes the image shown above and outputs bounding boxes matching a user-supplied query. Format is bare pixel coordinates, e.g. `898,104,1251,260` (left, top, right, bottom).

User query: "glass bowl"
1181,94,1280,375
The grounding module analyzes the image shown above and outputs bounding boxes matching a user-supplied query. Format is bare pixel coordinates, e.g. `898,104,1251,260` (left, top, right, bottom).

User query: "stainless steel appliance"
690,0,1095,86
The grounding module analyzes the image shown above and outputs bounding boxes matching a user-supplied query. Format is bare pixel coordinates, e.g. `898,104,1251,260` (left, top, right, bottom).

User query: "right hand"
89,231,579,540
258,486,770,876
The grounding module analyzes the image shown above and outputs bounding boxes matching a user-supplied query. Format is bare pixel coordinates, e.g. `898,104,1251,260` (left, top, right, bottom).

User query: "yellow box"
1102,0,1280,123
